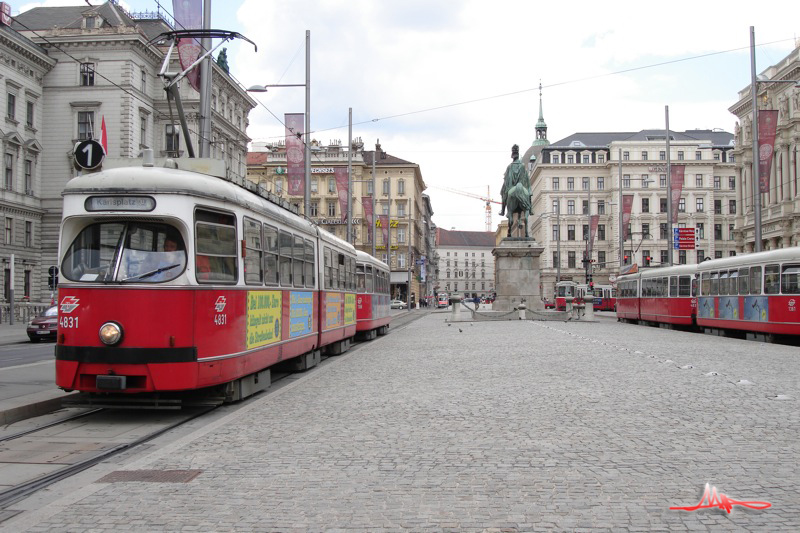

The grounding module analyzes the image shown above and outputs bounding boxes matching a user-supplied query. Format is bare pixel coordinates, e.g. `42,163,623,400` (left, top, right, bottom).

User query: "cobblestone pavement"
5,314,800,532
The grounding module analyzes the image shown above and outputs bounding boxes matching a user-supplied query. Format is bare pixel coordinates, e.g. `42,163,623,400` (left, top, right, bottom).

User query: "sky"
16,0,800,233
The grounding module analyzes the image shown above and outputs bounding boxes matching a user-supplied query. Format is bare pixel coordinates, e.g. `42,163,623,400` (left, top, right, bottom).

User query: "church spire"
533,81,549,146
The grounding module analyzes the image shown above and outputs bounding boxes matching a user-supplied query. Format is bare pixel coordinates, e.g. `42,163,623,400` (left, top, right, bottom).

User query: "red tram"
54,156,390,401
355,250,391,340
615,247,800,341
591,284,617,312
555,281,588,311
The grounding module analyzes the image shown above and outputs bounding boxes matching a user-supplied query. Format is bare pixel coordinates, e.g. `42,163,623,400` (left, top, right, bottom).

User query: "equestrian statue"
499,144,531,238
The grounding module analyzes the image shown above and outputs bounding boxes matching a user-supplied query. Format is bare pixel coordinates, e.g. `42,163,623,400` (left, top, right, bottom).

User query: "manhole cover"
98,470,202,483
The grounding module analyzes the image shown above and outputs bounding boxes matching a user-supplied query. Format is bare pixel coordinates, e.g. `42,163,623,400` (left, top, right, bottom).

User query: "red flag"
285,113,305,197
757,110,778,194
334,167,349,222
622,195,634,242
589,214,599,253
670,165,685,224
172,0,202,92
362,196,374,243
379,215,389,247
100,116,108,155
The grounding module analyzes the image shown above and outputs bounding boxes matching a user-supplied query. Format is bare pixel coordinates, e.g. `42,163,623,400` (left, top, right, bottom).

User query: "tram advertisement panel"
247,291,282,349
718,297,739,320
698,298,715,319
289,291,313,338
345,293,356,325
743,296,769,322
325,292,342,329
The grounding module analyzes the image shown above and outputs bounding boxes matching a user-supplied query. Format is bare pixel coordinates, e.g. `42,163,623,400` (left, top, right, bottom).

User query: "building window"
165,124,179,153
381,203,389,215
552,177,559,190
26,101,34,127
660,198,667,213
641,174,649,188
714,152,720,161
567,177,574,191
729,224,735,240
678,198,685,213
552,225,559,241
552,251,559,268
25,221,32,247
582,177,590,190
696,198,704,212
24,159,32,195
140,116,147,147
582,155,590,163
695,151,702,160
275,178,283,195
552,199,559,214
552,154,560,164
679,250,686,264
714,224,722,240
366,180,373,195
6,92,15,120
582,200,588,215
567,225,575,240
567,155,574,164
4,153,13,190
677,151,684,160
327,202,336,217
642,198,649,213
567,200,575,214
697,223,704,239
641,151,648,161
623,174,631,188
310,202,318,217
659,250,667,264
712,176,720,189
695,175,703,188
729,177,736,190
696,250,706,263
659,151,666,161
328,178,336,193
398,253,406,268
598,251,606,265
382,178,390,195
141,68,147,91
582,224,589,240
310,178,318,193
398,179,405,195
729,200,736,215
714,199,722,214
597,177,604,190
598,154,605,163
642,223,650,239
597,201,605,215
4,217,12,244
623,151,629,161
80,62,95,86
568,251,576,268
660,223,668,239
397,202,406,217
660,174,667,188
397,227,406,243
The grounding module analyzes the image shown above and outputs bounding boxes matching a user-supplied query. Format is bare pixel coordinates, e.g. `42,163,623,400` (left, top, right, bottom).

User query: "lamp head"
247,85,268,93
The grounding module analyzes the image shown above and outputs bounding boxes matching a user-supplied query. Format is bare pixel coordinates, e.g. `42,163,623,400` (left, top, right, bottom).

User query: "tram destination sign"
85,196,156,212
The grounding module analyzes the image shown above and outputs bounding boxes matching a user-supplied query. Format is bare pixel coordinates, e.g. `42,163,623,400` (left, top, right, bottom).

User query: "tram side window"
324,247,332,289
781,264,800,294
278,230,293,286
195,210,237,283
263,224,279,285
669,276,678,297
356,264,366,293
719,271,729,296
243,217,263,285
700,272,710,296
366,265,375,293
350,257,357,291
764,264,780,294
710,272,719,295
678,275,691,297
738,267,749,295
660,277,668,297
750,266,762,294
293,235,304,287
304,239,315,288
337,253,346,289
729,270,738,295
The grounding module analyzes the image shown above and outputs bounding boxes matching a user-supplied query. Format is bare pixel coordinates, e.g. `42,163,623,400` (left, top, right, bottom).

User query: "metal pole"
9,254,14,325
388,149,392,297
666,105,673,266
198,0,212,158
408,200,412,308
347,107,352,244
372,143,376,259
304,30,311,217
618,148,623,269
556,202,561,283
585,183,590,284
750,26,762,253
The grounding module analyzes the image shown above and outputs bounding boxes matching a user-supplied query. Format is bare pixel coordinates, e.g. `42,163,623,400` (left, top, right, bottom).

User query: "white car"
390,299,407,309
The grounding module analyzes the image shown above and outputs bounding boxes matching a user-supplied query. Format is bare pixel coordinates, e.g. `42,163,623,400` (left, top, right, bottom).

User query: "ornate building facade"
435,228,496,300
728,42,800,251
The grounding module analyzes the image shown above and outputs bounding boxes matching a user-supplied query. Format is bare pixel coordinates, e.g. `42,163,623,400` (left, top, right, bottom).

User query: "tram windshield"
62,222,186,283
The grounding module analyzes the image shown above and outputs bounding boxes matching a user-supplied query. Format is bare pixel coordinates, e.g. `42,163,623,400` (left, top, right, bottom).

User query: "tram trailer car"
355,250,391,340
695,247,800,341
555,281,588,311
54,156,390,402
616,264,697,327
591,284,616,312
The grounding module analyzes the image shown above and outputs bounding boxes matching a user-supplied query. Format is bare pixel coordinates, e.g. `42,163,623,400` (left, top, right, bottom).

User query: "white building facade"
435,228,496,300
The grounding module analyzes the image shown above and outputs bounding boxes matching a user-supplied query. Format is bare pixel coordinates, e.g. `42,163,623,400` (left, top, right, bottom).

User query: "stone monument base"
492,237,545,312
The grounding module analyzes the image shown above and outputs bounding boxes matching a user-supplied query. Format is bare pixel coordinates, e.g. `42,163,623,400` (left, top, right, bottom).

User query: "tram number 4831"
214,314,227,326
60,316,79,329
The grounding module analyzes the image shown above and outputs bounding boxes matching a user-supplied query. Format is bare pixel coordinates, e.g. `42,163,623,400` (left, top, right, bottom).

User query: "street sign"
73,139,105,170
673,227,697,250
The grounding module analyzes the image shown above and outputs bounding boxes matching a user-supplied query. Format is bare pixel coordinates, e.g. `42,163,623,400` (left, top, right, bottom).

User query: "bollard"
583,297,595,321
517,302,527,320
451,295,462,322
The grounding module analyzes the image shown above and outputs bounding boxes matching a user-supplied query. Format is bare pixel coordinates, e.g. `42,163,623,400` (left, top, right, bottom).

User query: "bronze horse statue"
499,144,531,237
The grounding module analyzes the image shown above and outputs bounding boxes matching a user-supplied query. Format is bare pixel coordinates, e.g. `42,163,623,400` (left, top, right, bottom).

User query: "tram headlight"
99,322,123,345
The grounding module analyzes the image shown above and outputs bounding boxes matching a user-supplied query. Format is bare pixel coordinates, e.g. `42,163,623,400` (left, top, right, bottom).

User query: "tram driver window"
195,210,237,283
356,264,366,293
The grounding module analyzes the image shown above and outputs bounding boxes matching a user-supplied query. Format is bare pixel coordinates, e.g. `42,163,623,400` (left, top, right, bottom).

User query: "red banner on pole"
589,214,599,253
172,0,202,92
362,197,374,243
379,215,389,247
622,195,634,242
100,115,108,155
285,113,305,197
670,165,685,224
758,110,778,194
334,167,349,222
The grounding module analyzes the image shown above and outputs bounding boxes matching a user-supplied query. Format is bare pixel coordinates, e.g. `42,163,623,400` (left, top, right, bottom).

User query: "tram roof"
696,246,800,272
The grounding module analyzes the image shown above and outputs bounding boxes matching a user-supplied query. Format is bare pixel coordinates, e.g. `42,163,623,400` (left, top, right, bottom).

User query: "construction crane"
430,185,501,232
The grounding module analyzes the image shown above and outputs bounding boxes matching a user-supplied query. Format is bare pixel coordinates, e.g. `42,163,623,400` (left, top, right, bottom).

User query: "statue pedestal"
492,238,545,312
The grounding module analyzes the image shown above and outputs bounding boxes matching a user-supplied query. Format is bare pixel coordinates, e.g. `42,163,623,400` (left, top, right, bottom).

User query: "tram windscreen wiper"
123,264,180,281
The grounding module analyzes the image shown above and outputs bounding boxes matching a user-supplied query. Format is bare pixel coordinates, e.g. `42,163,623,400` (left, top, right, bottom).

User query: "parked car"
390,299,407,309
27,305,58,342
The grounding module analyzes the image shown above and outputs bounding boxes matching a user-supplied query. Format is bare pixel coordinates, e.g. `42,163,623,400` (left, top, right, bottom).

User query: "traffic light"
623,255,630,264
644,255,652,266
48,266,58,290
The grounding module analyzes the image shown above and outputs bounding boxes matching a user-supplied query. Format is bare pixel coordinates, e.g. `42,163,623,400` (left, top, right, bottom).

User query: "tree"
216,48,229,73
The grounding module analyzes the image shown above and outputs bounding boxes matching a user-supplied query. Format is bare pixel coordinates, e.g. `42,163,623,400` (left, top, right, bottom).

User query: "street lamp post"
248,30,311,216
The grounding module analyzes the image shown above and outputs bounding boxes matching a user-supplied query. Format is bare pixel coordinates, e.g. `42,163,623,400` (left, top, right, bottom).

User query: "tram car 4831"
54,155,391,402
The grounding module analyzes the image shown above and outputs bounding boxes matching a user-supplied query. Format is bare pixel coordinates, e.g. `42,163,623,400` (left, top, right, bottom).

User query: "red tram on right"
615,247,800,342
